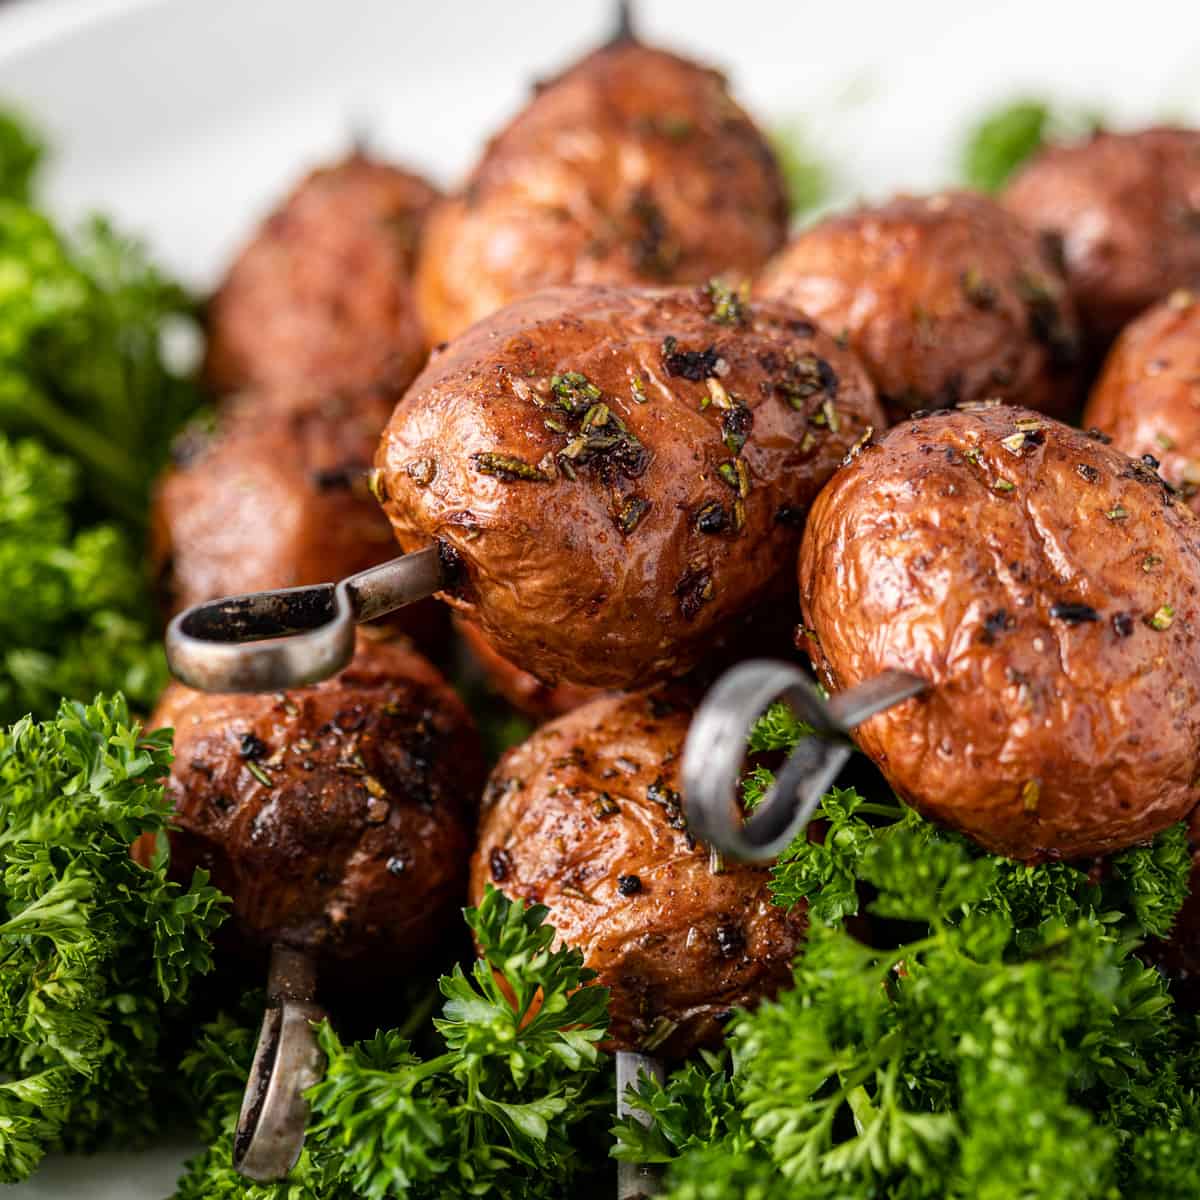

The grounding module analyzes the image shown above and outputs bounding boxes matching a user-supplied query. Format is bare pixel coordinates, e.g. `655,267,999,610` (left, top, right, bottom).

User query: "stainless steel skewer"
616,1050,665,1199
234,944,327,1181
165,548,444,693
681,660,929,863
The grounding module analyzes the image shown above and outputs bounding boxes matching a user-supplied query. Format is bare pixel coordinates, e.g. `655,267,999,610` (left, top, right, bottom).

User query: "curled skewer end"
682,660,928,863
234,945,327,1182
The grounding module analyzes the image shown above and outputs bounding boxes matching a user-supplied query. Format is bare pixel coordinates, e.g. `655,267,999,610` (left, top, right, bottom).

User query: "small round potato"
799,404,1200,861
375,283,883,689
469,687,807,1057
1003,127,1200,343
755,191,1081,421
206,151,438,396
1083,289,1200,509
149,634,483,977
415,39,788,346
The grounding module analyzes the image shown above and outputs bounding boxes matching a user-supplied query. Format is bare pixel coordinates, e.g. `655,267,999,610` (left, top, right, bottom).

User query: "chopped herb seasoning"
694,500,729,534
1148,605,1176,631
1020,779,1041,812
1076,463,1100,483
544,417,568,434
640,1016,678,1052
471,452,552,482
1112,612,1135,637
581,402,610,432
777,352,838,408
1001,428,1045,455
714,457,751,498
704,277,749,325
593,794,621,819
732,498,746,532
705,377,732,410
674,566,714,620
841,426,875,466
1050,602,1099,624
406,458,436,486
661,335,720,381
1141,454,1161,471
961,267,998,309
1105,505,1129,521
1143,555,1163,572
551,372,603,415
616,496,651,535
1085,428,1112,444
245,761,272,788
992,478,1016,492
367,468,388,503
721,403,753,453
631,376,648,404
617,874,642,896
1155,431,1176,452
239,732,268,761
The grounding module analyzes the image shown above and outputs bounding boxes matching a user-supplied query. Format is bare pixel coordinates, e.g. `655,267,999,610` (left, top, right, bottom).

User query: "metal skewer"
234,944,327,1180
165,547,444,692
681,660,929,863
617,1051,665,1199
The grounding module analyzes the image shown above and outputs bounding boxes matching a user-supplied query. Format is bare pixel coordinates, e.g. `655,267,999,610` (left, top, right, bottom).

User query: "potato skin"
415,40,788,346
376,283,883,689
206,151,438,396
468,688,806,1057
151,387,397,616
1083,290,1200,509
1003,128,1200,343
799,405,1200,861
755,191,1081,422
148,635,483,975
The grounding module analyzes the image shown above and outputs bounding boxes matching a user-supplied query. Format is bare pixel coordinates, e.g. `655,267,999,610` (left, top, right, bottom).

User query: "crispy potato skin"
415,41,788,345
376,284,883,689
799,405,1200,861
1003,128,1200,343
1083,290,1200,509
151,388,397,616
468,688,806,1057
755,191,1081,421
148,635,483,974
206,152,438,396
456,617,601,720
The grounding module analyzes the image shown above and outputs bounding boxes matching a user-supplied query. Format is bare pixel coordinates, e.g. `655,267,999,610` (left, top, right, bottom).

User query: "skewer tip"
610,0,636,44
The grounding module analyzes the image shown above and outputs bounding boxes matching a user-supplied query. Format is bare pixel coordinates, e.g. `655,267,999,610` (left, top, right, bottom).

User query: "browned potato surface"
755,191,1081,421
376,283,883,689
799,404,1200,862
1003,127,1200,342
456,617,602,720
206,151,438,396
469,688,806,1056
1083,289,1200,508
415,38,788,345
148,634,483,975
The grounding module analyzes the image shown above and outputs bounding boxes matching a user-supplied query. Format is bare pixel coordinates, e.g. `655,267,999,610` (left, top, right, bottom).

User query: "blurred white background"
0,0,1198,1194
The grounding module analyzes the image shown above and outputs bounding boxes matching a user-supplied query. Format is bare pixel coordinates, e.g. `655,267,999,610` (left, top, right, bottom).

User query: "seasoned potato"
415,38,788,345
1083,289,1200,508
755,191,1081,421
151,387,396,615
799,404,1200,861
375,283,883,689
206,151,438,396
148,634,483,976
469,688,806,1057
1004,127,1200,342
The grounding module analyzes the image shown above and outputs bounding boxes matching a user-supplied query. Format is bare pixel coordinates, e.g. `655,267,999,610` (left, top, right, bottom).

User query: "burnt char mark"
1050,602,1099,625
673,565,714,620
661,336,720,381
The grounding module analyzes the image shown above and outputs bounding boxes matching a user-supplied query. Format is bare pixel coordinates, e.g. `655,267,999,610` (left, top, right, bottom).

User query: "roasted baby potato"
799,404,1200,861
469,687,806,1057
1083,289,1200,508
148,634,483,977
1003,127,1200,343
375,282,883,689
415,37,788,345
756,191,1081,421
206,150,438,396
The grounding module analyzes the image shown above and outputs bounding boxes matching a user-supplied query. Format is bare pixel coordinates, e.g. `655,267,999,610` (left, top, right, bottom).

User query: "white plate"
2,0,1199,1194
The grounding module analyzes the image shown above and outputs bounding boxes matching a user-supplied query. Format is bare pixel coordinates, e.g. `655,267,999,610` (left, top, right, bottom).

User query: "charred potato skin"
376,283,883,689
1083,290,1200,509
415,41,789,345
799,405,1200,862
755,191,1081,422
151,387,399,617
206,151,439,396
468,688,806,1057
149,636,483,975
1003,127,1200,343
